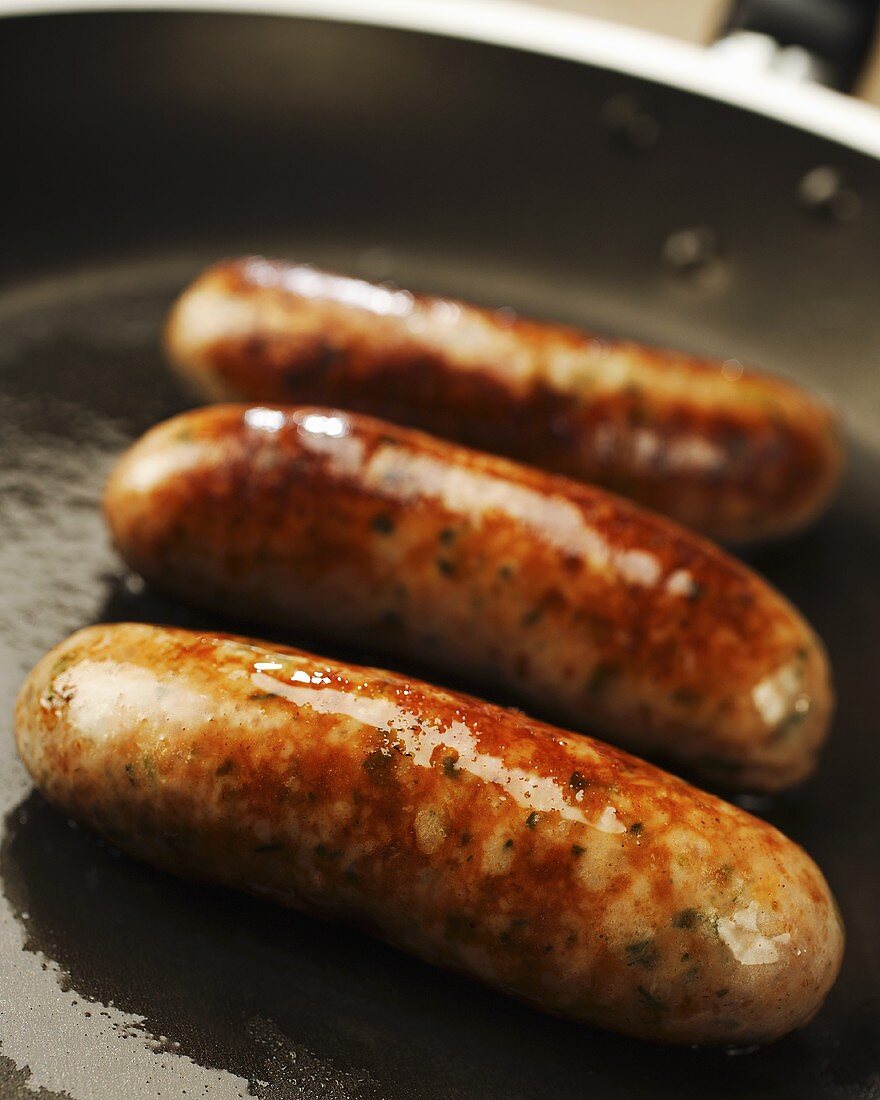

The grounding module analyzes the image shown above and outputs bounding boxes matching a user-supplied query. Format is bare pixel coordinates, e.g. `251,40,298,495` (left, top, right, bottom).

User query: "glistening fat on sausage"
14,623,844,1045
165,257,844,544
103,405,834,792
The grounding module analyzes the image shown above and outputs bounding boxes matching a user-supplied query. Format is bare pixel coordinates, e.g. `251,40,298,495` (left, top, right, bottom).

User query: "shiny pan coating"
14,623,844,1045
103,405,834,792
165,257,844,544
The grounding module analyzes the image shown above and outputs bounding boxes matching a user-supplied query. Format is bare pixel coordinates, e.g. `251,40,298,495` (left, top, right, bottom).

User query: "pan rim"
2,0,880,160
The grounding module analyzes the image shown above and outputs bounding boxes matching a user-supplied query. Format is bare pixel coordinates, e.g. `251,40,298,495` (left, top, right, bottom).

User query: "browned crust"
15,624,844,1045
103,405,834,791
165,258,844,543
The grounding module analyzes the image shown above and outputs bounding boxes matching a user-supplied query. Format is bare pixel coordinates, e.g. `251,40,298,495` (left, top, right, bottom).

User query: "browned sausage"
103,405,833,791
164,257,844,543
15,623,845,1044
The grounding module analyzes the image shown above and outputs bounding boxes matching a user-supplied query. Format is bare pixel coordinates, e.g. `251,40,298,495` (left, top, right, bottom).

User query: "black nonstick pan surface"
1,8,879,1098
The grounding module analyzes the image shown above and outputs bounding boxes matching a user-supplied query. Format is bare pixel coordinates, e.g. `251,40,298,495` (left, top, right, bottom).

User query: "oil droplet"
663,226,719,275
721,358,744,381
798,166,861,222
662,226,727,292
599,93,660,151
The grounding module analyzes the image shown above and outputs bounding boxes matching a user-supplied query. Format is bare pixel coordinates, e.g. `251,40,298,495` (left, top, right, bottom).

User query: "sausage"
14,623,844,1044
164,257,844,544
103,405,833,792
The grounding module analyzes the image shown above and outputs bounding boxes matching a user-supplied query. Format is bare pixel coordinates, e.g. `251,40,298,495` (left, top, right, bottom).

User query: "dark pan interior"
1,11,878,1099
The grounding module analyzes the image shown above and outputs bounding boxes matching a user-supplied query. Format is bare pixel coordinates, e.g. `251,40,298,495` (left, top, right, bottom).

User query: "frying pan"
1,2,879,1097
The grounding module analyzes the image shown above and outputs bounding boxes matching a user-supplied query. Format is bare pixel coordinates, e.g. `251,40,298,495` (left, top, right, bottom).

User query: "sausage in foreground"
104,405,834,792
14,623,844,1044
165,257,844,543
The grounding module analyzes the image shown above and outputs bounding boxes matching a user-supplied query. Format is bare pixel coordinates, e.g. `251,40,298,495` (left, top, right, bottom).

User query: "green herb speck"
569,771,588,791
442,755,460,779
436,557,455,577
629,822,643,836
626,940,659,969
525,811,540,829
371,513,395,535
672,908,699,929
586,662,619,697
637,985,665,1014
363,748,395,782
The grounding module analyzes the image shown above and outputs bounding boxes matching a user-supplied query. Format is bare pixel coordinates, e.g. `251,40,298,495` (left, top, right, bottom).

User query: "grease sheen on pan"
165,257,844,543
15,624,844,1045
104,405,833,792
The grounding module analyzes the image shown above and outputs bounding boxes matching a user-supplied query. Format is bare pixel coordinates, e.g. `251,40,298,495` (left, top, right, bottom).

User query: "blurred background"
536,0,880,101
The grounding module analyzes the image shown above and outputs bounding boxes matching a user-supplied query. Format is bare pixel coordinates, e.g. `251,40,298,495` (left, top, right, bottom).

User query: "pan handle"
713,0,880,90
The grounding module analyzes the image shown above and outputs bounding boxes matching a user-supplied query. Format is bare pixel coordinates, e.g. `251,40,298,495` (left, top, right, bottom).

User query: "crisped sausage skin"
103,405,833,792
165,258,844,543
15,624,844,1044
